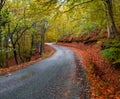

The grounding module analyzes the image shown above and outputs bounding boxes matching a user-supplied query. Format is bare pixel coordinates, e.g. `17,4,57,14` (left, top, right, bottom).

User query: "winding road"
0,44,89,99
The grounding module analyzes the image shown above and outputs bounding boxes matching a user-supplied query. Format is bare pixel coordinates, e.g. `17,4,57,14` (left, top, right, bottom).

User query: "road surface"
0,44,89,99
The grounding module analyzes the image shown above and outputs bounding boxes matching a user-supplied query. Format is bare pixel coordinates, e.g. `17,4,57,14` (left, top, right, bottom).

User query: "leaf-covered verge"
0,0,120,98
56,41,120,99
0,44,55,76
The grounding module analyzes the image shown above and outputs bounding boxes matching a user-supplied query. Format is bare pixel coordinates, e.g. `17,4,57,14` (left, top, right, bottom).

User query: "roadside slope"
0,44,55,76
56,42,120,99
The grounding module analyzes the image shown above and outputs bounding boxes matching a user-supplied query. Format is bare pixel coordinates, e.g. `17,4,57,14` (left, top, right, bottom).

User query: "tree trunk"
107,23,110,38
40,21,46,56
105,0,119,38
0,27,2,67
13,45,18,65
5,36,9,67
5,24,11,67
30,34,34,56
17,42,24,63
40,32,45,55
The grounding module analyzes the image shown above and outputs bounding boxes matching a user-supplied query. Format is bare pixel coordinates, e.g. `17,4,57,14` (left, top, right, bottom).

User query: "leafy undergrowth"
56,42,120,99
0,44,55,76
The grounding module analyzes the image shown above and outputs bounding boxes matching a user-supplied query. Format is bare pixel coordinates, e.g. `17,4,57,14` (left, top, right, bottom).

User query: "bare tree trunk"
30,34,34,56
40,20,47,55
104,0,119,38
13,44,18,65
17,42,24,63
8,24,18,65
40,32,45,55
5,36,9,67
0,27,2,67
4,24,11,67
107,23,110,38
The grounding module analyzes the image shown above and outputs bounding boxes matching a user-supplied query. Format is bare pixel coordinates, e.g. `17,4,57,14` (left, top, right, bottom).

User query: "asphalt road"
0,44,89,99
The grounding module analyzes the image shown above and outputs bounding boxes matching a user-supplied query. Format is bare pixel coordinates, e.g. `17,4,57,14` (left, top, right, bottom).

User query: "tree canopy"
0,0,120,67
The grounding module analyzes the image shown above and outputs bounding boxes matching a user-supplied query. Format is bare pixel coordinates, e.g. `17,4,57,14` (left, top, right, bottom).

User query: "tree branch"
0,0,6,11
63,0,94,13
14,27,29,45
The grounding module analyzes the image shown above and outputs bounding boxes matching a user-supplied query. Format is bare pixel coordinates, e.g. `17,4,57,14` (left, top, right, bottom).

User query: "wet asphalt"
0,44,90,99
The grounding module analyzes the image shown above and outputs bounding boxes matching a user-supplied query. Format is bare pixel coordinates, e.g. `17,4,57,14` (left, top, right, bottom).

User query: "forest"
0,0,120,98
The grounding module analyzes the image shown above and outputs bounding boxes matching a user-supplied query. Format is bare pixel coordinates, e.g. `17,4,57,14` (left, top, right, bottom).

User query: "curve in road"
0,44,89,99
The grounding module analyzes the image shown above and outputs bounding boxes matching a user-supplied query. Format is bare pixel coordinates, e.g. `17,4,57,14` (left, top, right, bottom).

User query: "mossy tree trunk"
104,0,120,38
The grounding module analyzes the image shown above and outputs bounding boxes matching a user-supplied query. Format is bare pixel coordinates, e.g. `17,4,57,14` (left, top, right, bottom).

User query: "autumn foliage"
0,44,55,75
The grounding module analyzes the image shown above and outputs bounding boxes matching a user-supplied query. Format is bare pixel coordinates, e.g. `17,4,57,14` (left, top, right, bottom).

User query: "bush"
100,48,120,61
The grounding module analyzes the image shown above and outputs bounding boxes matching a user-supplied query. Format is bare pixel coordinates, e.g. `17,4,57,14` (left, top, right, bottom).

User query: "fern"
100,47,120,61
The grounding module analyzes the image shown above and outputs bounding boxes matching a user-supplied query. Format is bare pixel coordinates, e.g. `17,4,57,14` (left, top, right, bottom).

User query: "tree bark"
30,34,34,56
17,42,24,63
40,21,46,55
12,44,18,65
107,23,110,38
5,36,9,67
104,0,119,38
0,27,2,67
40,31,45,55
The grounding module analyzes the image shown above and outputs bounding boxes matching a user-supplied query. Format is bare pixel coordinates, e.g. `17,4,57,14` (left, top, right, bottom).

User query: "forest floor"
0,44,55,76
56,42,120,99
